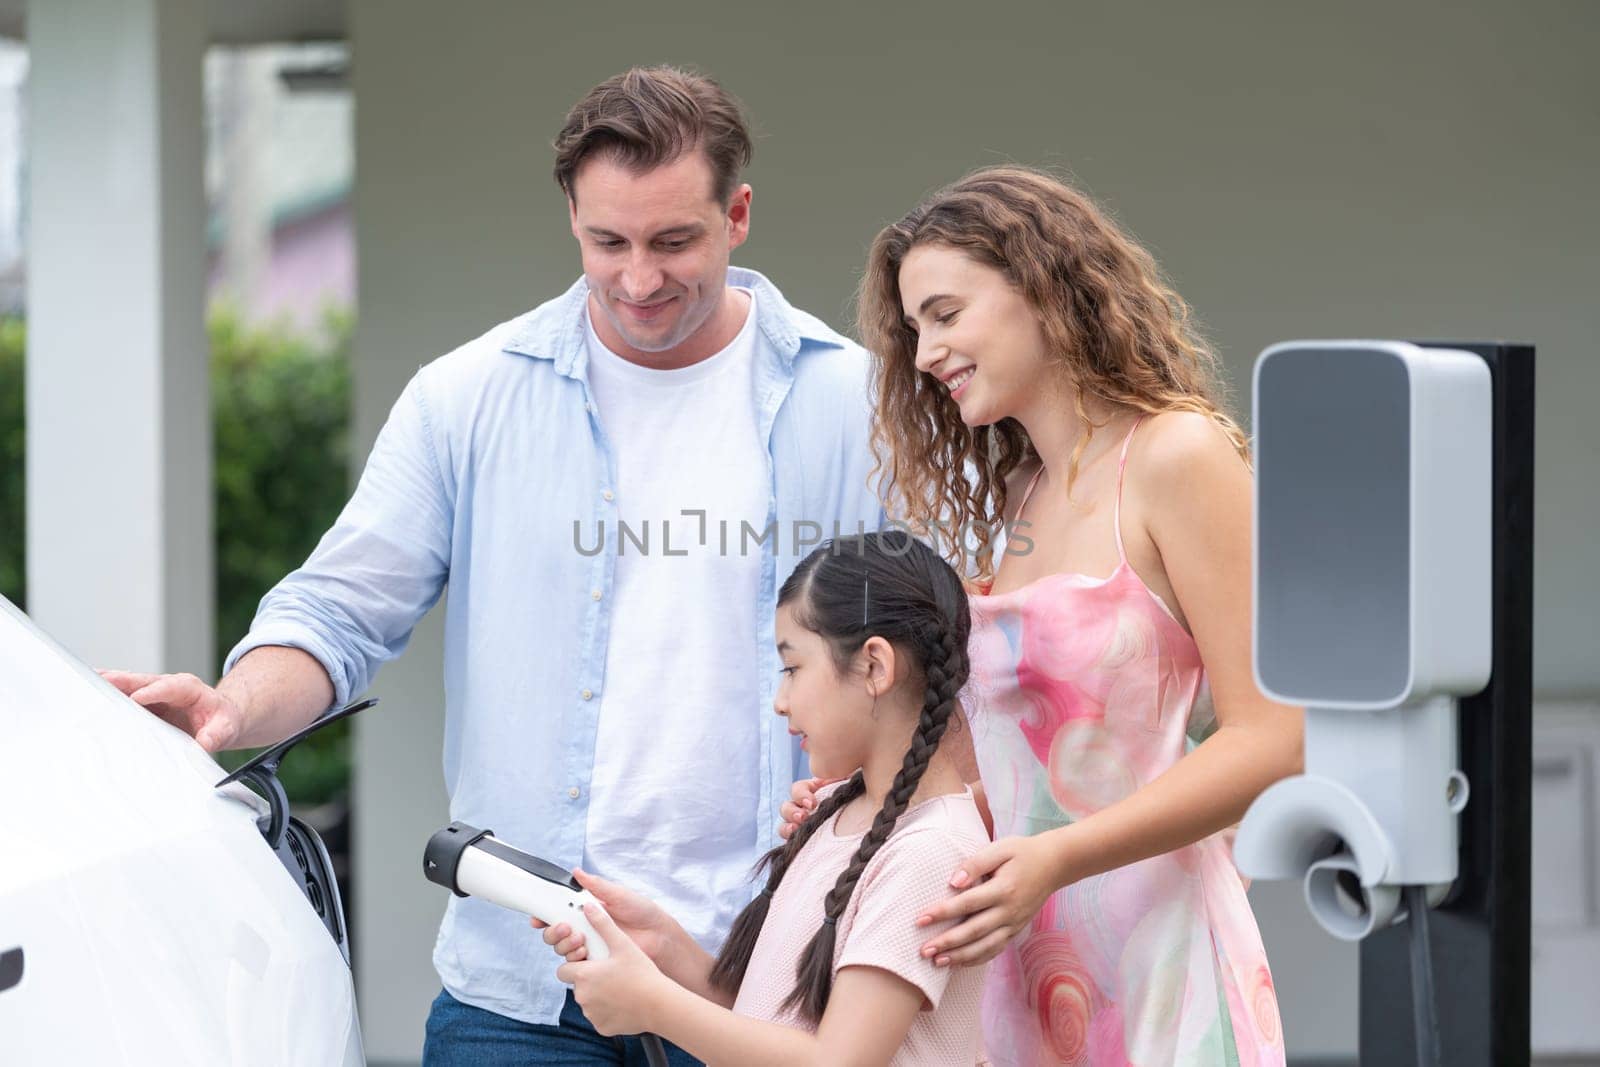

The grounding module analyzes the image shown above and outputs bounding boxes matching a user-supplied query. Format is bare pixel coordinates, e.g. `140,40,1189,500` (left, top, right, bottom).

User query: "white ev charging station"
1235,340,1535,1066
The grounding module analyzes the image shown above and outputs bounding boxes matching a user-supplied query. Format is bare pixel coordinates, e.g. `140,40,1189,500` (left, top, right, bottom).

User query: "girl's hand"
556,905,672,1037
914,834,1067,966
777,775,841,841
533,869,680,968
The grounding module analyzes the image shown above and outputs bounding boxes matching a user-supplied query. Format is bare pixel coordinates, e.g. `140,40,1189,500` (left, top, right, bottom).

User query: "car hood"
0,596,362,1065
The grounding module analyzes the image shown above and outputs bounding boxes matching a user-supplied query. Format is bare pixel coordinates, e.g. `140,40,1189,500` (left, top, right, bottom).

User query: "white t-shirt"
580,290,770,952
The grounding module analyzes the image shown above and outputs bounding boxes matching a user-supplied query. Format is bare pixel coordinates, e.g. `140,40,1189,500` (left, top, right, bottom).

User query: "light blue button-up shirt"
226,267,886,1026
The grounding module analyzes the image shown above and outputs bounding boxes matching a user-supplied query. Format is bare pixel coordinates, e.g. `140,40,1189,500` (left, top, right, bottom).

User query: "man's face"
569,151,751,359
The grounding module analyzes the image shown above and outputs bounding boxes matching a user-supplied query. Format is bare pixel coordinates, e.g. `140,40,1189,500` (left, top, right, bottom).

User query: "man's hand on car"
99,671,245,753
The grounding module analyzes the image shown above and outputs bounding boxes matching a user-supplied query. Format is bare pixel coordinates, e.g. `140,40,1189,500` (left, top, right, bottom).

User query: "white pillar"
25,0,212,675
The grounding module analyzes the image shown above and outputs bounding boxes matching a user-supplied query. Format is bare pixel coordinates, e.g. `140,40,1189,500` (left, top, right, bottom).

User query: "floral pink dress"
965,418,1284,1066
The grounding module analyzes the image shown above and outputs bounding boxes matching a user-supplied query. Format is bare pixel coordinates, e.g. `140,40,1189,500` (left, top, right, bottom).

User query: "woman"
793,166,1300,1064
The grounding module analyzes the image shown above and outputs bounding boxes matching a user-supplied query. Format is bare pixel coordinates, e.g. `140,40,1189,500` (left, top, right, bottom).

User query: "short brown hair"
553,66,754,205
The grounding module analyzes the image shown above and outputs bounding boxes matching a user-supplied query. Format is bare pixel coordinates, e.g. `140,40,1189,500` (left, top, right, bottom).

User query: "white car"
0,595,364,1065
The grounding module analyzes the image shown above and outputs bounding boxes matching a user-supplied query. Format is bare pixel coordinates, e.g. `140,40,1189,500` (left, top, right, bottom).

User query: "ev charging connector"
423,823,671,1067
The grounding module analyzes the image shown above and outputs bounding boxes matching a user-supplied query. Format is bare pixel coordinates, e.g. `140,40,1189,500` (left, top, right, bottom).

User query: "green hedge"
0,309,357,803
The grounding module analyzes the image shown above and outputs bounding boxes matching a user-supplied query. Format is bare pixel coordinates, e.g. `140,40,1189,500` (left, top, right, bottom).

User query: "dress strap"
1013,462,1047,526
1113,415,1148,563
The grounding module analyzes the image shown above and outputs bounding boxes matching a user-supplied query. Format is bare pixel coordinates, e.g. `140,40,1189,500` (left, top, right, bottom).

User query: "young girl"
536,531,991,1066
791,167,1300,1065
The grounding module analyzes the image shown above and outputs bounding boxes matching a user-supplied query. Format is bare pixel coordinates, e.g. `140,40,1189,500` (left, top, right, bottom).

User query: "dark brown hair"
708,531,971,1023
859,166,1250,584
552,66,754,205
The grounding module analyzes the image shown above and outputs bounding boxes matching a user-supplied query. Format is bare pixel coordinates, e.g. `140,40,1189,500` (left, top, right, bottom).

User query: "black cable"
641,1033,671,1067
1404,885,1441,1067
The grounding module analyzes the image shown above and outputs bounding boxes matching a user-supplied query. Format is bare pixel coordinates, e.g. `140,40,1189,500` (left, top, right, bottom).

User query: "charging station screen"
1256,346,1411,705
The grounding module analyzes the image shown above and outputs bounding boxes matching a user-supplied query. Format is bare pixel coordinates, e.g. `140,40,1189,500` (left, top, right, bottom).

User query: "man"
102,67,883,1065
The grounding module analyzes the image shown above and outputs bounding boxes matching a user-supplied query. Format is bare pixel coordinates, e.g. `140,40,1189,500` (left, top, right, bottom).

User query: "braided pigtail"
709,771,866,996
720,530,970,1019
782,549,970,1022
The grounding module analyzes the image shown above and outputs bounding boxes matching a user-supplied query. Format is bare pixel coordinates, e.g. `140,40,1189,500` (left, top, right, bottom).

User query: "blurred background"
0,2,1594,1063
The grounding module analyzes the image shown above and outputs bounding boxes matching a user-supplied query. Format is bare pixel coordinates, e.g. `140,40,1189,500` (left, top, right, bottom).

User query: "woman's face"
772,603,876,781
898,243,1057,427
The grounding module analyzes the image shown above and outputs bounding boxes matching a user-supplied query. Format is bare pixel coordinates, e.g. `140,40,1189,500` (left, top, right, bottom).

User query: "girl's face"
773,603,879,781
897,243,1058,427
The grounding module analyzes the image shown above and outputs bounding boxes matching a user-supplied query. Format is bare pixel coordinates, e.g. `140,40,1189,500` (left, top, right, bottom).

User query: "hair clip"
862,576,870,628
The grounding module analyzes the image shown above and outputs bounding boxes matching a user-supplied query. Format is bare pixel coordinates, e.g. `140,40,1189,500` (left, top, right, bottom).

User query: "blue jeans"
422,988,702,1066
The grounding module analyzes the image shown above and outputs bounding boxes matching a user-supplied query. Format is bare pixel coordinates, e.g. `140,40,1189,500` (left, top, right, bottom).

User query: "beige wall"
350,1,1599,1060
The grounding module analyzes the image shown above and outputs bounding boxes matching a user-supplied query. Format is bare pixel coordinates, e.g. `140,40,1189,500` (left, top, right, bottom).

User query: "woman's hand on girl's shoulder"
913,833,1067,967
777,775,843,841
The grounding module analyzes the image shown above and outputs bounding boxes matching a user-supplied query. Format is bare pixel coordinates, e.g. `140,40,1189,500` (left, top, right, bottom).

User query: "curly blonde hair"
859,166,1249,584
